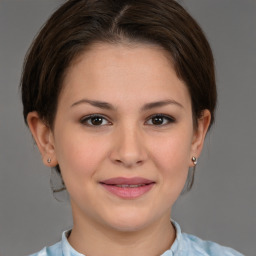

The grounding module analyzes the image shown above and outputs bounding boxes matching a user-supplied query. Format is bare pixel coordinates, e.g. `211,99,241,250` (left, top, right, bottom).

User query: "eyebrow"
71,98,183,110
141,99,184,111
71,99,115,110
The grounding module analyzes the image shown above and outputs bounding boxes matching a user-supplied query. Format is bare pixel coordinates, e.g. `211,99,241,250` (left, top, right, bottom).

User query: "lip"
99,177,155,199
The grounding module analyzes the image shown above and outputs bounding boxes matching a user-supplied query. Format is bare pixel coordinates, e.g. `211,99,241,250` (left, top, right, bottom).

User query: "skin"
27,43,211,256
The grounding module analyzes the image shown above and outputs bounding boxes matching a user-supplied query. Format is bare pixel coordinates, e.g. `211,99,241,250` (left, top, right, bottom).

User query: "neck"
68,210,176,256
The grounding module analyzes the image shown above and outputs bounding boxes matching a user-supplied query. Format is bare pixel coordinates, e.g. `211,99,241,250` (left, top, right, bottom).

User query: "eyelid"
145,113,176,125
80,114,112,126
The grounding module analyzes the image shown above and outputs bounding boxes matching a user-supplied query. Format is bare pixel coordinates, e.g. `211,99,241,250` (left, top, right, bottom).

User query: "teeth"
115,184,145,188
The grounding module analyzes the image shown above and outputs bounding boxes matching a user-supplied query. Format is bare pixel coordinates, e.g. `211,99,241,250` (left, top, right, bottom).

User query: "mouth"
99,177,155,199
113,184,148,188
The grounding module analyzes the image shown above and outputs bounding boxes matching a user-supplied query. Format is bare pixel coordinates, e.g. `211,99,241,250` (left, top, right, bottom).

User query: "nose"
109,124,147,168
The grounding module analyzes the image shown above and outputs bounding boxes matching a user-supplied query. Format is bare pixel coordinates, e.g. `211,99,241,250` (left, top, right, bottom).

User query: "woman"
21,0,243,255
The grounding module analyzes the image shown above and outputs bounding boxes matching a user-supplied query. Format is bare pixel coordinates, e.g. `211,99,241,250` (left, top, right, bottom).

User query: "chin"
110,220,148,232
103,208,154,232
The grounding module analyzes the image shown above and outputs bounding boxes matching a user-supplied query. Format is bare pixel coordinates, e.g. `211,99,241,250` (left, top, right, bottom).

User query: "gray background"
0,0,255,255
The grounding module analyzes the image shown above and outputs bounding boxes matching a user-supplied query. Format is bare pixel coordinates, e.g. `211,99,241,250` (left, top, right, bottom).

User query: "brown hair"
21,0,217,191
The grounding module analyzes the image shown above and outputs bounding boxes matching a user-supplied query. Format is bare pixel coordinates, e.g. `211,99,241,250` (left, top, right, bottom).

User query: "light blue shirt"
29,221,244,256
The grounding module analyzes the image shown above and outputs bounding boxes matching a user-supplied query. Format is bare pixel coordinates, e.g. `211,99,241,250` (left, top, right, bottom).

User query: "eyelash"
80,114,111,126
145,114,176,126
80,114,175,127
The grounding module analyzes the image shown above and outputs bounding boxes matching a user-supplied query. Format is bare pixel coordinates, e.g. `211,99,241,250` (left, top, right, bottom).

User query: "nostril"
114,158,144,167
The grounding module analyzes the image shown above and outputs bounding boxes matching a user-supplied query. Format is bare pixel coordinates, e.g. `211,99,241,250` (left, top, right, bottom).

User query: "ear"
190,109,211,167
27,111,58,167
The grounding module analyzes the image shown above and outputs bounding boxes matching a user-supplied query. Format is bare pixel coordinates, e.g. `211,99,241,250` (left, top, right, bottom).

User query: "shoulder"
181,233,244,256
28,241,62,256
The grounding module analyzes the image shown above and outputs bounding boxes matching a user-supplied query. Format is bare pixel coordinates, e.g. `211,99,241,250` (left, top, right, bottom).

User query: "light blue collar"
61,220,182,256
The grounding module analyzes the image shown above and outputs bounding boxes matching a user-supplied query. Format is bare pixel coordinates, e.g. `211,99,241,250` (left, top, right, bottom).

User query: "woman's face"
39,43,209,231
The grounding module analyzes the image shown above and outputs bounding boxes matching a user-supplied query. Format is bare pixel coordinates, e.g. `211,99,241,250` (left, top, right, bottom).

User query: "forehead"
60,42,191,109
66,42,175,81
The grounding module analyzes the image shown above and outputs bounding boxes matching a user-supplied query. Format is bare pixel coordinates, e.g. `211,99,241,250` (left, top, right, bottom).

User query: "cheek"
54,130,109,180
148,130,192,190
150,131,192,169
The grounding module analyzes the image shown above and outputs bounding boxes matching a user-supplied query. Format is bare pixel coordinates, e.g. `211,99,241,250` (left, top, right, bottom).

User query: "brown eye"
146,114,175,126
152,116,164,125
91,116,103,125
80,115,110,126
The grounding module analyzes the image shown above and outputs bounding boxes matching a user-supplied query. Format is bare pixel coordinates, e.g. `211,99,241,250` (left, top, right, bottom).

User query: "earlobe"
190,110,211,166
26,112,57,167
